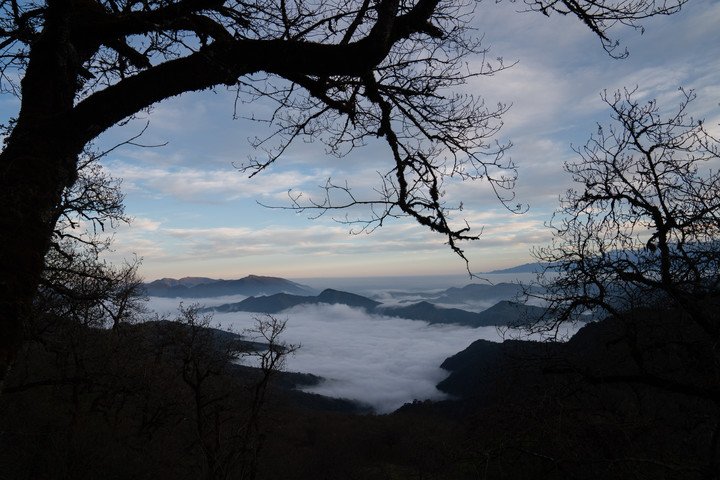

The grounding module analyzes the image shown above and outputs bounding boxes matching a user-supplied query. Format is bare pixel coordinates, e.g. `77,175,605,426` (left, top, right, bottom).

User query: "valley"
141,272,564,412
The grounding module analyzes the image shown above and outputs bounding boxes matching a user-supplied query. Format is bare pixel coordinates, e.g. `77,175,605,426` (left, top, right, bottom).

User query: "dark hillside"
378,301,482,325
212,292,311,313
4,301,719,480
0,318,364,480
422,303,720,479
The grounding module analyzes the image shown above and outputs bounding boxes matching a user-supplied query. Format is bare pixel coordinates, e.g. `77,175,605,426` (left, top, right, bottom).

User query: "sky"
70,0,720,280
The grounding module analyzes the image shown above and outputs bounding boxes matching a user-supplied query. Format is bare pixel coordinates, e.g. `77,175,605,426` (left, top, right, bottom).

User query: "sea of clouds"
143,271,578,414
147,297,508,413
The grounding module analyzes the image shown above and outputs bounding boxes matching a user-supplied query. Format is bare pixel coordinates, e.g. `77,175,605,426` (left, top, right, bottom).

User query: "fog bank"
148,297,505,413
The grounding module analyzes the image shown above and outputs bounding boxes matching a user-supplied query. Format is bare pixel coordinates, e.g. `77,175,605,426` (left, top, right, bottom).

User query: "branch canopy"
533,88,720,333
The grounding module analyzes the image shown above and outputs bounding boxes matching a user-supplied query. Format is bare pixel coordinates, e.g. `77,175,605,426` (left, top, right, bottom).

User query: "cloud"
102,197,553,278
87,0,720,281
130,217,162,231
147,294,250,317
113,217,454,262
193,302,507,413
106,161,319,203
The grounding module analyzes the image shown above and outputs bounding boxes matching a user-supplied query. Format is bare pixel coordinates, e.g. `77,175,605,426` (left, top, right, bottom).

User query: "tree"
0,0,685,385
533,88,720,332
34,146,146,333
530,89,720,475
168,307,297,480
3,148,147,420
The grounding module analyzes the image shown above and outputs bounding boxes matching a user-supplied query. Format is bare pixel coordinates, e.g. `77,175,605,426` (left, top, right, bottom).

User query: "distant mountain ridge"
377,301,481,325
474,300,546,327
143,274,316,298
386,282,544,307
483,263,547,274
430,282,536,304
210,289,380,314
206,287,547,328
149,277,216,288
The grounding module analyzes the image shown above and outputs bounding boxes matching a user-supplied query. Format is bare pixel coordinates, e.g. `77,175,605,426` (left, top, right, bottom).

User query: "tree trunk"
0,132,79,388
0,0,83,388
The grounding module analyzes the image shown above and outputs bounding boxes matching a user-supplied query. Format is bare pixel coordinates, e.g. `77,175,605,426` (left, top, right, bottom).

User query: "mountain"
212,292,310,313
436,338,550,399
473,300,547,327
377,301,482,326
435,302,715,404
207,288,381,314
316,289,381,310
432,282,535,304
483,262,547,274
378,300,547,327
386,283,546,313
208,289,484,325
208,287,546,328
149,277,216,288
143,274,316,298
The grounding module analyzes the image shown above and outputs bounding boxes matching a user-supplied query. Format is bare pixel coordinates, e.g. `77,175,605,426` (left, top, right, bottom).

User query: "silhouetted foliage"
32,148,146,337
0,305,302,480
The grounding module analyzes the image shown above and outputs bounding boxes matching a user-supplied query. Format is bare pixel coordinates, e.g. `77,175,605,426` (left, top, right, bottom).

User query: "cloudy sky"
85,0,720,280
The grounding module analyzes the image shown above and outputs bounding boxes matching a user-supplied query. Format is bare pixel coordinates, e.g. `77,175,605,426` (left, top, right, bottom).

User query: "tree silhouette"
0,0,685,384
533,88,720,333
527,89,720,475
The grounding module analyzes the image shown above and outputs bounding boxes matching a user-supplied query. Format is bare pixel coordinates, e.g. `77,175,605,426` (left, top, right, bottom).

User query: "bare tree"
5,149,147,420
533,88,720,333
32,147,146,337
170,306,297,480
528,89,720,475
0,0,685,385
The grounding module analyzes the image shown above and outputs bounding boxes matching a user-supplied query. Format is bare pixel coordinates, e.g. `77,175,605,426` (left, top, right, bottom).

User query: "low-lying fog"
147,297,507,413
145,274,561,414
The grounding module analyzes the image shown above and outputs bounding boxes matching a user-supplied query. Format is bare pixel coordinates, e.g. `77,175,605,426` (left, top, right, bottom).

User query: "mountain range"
205,287,548,328
209,289,380,313
143,275,316,298
482,262,550,274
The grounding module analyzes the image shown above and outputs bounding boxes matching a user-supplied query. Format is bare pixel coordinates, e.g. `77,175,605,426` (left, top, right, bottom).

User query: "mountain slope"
316,289,381,310
473,300,547,327
144,274,316,298
482,262,557,274
212,293,311,313
377,301,482,326
431,282,538,304
208,288,546,328
207,289,381,314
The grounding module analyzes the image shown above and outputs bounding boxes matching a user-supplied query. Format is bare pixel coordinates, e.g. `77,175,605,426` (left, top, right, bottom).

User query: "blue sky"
80,0,720,280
